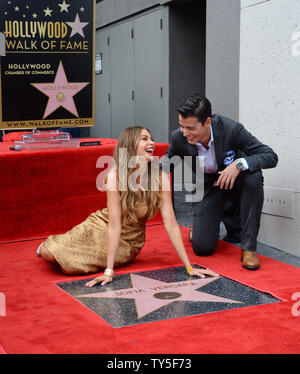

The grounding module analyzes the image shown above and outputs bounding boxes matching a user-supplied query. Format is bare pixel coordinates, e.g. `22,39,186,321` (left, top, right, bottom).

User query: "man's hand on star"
216,162,241,190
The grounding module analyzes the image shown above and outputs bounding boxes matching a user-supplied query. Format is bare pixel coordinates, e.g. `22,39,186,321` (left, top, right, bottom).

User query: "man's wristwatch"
235,159,244,171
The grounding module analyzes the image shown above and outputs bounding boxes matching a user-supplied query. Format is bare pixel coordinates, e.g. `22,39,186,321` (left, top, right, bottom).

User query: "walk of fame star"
31,61,89,118
56,266,281,328
77,274,242,319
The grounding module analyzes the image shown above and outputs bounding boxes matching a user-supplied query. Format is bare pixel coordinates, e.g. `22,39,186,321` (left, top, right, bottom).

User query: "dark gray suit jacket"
162,114,278,188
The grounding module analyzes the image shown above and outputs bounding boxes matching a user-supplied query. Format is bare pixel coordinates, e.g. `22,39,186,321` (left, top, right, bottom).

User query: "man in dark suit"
163,94,278,270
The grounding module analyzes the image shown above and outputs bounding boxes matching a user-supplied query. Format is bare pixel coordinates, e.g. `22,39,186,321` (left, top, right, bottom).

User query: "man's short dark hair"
177,94,212,124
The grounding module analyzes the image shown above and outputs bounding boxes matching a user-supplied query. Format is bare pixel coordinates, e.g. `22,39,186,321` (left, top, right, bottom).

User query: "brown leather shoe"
189,224,193,242
241,250,260,270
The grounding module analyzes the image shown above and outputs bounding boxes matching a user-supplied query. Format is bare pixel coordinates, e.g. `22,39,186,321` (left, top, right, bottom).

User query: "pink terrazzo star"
31,61,89,118
66,13,89,38
78,274,242,319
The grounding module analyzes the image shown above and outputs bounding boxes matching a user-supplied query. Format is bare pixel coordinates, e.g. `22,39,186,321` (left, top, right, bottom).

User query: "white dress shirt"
195,126,249,174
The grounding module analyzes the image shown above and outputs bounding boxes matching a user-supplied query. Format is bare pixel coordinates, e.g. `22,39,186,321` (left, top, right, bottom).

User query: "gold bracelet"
104,268,115,278
186,265,193,274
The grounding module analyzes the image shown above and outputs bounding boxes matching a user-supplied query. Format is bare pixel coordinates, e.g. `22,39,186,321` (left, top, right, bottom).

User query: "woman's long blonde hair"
113,126,162,224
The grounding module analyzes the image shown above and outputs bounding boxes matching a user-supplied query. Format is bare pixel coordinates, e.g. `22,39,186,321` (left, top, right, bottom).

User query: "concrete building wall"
96,0,182,28
206,0,241,122
239,0,300,256
95,0,207,141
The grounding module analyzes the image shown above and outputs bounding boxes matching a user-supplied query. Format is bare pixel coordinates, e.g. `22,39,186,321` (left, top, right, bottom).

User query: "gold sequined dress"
43,200,152,274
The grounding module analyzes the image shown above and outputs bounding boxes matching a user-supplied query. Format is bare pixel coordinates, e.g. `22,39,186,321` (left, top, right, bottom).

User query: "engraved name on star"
66,13,89,38
77,274,242,319
31,61,89,118
58,0,71,13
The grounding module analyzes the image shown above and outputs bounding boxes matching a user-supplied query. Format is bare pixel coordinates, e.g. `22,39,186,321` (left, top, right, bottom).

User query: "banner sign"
0,0,95,129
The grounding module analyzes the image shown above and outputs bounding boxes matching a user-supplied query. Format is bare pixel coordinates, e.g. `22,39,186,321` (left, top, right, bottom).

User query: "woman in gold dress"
37,126,218,286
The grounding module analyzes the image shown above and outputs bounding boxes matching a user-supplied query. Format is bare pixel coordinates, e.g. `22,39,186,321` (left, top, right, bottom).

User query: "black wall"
168,0,206,134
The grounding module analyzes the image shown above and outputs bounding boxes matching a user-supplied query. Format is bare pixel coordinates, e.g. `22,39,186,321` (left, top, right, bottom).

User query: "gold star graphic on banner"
58,0,71,13
43,7,53,17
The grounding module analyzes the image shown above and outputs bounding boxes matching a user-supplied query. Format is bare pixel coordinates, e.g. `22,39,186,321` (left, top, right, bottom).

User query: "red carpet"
0,345,6,354
1,224,300,354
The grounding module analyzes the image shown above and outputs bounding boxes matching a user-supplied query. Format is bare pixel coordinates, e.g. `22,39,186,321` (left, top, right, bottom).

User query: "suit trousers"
191,170,264,255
